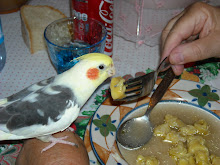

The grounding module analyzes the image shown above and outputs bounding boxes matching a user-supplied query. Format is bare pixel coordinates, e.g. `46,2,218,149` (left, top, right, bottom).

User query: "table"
0,0,219,164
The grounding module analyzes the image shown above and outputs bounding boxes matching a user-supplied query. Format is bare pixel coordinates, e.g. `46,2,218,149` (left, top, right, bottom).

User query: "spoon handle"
145,67,175,116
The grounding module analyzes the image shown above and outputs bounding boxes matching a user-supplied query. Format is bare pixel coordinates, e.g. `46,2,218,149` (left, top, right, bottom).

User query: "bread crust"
20,5,66,54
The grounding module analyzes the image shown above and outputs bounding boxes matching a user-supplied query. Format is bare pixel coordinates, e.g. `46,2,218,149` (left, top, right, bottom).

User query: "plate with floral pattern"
85,79,220,165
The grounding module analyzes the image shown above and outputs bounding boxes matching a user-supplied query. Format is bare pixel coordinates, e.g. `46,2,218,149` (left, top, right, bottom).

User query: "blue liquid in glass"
54,41,91,74
49,40,104,74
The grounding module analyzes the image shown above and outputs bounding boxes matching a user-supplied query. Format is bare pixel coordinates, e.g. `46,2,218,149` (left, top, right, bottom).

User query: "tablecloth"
0,0,219,164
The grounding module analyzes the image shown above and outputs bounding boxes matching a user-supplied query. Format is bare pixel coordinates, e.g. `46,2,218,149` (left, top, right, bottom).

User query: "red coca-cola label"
72,0,114,57
72,0,88,21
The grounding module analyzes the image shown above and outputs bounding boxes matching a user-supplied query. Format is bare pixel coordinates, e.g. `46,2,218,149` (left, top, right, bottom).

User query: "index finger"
161,4,207,60
161,10,185,50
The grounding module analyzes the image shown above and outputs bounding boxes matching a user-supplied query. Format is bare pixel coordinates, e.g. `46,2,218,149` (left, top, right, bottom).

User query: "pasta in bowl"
117,101,220,165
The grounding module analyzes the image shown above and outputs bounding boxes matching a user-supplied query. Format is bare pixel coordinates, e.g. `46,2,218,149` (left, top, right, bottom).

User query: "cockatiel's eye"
98,64,105,70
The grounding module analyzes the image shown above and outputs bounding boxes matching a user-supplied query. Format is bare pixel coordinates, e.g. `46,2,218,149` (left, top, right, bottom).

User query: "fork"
114,57,171,101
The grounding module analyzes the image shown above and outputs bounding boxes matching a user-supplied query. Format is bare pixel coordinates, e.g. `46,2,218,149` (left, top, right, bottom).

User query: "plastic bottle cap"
0,18,4,44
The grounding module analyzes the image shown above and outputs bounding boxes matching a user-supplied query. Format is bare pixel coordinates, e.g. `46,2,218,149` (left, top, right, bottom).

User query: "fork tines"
115,76,145,101
124,78,143,94
114,72,156,102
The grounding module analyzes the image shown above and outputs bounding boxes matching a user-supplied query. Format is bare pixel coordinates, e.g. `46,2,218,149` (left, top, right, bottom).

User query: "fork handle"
157,56,171,74
145,67,175,116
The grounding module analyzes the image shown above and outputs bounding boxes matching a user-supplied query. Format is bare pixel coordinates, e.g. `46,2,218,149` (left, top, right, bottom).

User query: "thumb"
169,35,220,65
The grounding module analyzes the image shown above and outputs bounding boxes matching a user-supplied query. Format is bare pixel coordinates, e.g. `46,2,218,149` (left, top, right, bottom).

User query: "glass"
44,17,107,73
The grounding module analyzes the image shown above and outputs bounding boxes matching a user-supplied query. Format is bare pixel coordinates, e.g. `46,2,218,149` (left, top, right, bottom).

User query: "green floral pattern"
189,85,219,107
186,60,220,83
75,89,109,138
93,114,117,137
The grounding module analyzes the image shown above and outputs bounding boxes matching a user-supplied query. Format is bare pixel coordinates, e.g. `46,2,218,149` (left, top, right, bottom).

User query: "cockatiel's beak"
108,64,115,77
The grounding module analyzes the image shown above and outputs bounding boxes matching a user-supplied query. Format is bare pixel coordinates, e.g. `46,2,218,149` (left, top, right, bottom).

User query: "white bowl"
117,101,220,165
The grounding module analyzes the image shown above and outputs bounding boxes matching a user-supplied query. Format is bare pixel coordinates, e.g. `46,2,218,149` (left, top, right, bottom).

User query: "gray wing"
0,84,78,133
6,77,55,103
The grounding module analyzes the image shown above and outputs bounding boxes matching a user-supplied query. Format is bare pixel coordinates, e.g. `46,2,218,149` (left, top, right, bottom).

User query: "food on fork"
110,76,126,100
110,77,126,100
20,5,66,54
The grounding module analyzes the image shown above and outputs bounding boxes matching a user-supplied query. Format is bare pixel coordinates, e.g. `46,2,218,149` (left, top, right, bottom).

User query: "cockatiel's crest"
0,53,115,152
75,53,114,81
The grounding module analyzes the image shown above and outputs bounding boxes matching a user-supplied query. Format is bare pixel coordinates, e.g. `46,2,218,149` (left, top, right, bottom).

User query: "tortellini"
210,155,220,165
165,114,186,129
153,123,171,137
136,155,159,165
187,136,209,155
169,142,188,161
179,125,197,136
194,119,209,135
164,130,186,144
136,114,220,165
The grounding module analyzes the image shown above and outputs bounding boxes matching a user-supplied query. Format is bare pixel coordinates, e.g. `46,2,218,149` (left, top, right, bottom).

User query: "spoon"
116,67,176,150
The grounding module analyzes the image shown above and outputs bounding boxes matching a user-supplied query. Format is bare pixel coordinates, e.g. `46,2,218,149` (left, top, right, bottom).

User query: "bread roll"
20,5,66,54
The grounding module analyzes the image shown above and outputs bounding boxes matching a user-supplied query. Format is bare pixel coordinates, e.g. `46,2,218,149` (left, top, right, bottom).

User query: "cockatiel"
0,53,115,152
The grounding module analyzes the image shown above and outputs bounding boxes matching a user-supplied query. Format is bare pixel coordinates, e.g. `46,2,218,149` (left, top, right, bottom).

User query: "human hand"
161,2,220,75
16,131,89,165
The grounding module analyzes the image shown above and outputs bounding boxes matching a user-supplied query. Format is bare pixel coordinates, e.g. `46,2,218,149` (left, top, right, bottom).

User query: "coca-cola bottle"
71,0,114,57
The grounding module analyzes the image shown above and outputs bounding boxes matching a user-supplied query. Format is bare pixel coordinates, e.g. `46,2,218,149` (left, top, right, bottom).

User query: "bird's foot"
41,135,78,153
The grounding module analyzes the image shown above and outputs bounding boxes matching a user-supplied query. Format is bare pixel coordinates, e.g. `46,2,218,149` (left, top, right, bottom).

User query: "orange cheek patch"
87,68,99,80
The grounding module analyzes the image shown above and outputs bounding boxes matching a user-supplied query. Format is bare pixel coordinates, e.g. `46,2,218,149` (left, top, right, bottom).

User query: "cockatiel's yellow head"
74,53,115,85
57,53,115,106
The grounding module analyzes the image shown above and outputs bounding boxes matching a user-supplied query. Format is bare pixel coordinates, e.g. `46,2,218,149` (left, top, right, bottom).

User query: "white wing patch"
44,87,61,95
66,100,74,108
47,117,53,125
0,98,8,106
28,84,43,91
56,114,62,120
22,93,39,103
37,109,45,117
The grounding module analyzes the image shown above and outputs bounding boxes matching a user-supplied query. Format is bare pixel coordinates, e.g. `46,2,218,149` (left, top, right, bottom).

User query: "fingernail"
171,53,184,64
171,64,184,76
171,65,177,73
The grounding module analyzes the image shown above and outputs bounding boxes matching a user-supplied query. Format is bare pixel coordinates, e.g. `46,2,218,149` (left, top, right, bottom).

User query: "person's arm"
161,2,220,75
16,131,89,165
